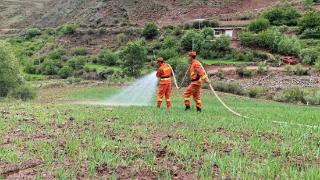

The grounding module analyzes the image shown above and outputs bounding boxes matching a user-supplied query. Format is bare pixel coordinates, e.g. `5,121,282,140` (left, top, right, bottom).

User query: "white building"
212,27,242,39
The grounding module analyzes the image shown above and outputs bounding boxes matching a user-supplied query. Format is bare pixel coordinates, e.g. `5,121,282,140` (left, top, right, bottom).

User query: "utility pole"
192,38,194,51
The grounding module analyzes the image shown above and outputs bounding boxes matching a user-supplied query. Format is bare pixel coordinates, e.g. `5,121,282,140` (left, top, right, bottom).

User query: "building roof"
213,27,243,30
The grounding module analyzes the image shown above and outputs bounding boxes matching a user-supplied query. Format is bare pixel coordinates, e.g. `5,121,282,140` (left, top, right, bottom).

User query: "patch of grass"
65,87,119,100
200,58,252,66
0,86,320,178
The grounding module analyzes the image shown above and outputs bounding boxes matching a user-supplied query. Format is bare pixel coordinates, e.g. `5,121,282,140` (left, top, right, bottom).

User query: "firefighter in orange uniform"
156,57,172,108
184,51,210,112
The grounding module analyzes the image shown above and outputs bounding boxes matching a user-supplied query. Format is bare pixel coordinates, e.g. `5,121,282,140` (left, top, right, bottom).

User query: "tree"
248,18,270,33
200,35,231,59
142,22,159,39
200,27,214,39
180,30,203,52
120,42,147,77
0,41,20,97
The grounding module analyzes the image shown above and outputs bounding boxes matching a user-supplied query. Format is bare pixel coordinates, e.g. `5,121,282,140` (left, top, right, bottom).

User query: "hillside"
1,0,277,29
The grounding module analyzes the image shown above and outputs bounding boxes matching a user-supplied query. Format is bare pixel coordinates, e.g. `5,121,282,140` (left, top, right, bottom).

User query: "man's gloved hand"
204,78,210,84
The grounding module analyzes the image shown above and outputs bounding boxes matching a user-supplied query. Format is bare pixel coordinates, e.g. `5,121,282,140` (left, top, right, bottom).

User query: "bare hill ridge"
1,0,276,29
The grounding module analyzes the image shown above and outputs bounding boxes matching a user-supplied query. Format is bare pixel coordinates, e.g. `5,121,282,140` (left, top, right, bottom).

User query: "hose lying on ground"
168,62,246,118
199,64,246,118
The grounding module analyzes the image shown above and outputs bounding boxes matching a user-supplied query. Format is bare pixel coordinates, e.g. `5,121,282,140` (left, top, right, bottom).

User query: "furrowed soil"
0,85,319,179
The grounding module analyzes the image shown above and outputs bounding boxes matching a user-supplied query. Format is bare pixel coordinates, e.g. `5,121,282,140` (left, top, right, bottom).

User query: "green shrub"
294,64,309,76
48,48,66,60
300,48,320,65
58,66,73,79
116,33,128,46
240,29,300,56
0,41,20,97
277,36,301,56
24,64,39,74
120,41,147,77
40,60,62,75
157,48,179,60
248,18,270,33
162,36,178,49
172,26,183,36
246,86,268,98
25,28,41,39
98,49,118,66
237,68,256,77
72,47,88,56
10,84,36,101
180,30,203,52
58,23,79,35
233,50,254,62
201,27,214,39
167,57,189,86
278,25,289,33
97,69,115,79
274,86,305,103
258,29,282,52
301,27,320,39
314,58,320,72
216,69,224,79
257,62,269,74
213,81,244,95
68,57,86,70
298,11,320,32
142,22,159,39
284,65,294,74
261,5,301,26
44,28,55,35
304,89,320,105
200,35,231,59
239,31,259,47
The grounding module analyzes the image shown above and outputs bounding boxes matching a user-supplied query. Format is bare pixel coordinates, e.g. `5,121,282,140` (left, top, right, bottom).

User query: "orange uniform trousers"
157,81,172,108
184,81,202,108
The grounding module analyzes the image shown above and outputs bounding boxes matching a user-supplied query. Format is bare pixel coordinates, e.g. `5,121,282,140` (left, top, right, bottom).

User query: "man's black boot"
185,106,190,111
197,107,202,112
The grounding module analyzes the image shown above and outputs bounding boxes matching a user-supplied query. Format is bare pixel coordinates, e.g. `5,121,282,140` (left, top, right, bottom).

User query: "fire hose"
169,64,246,118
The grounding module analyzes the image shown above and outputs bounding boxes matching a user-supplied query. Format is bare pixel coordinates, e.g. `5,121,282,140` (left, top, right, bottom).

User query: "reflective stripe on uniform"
157,98,163,101
163,67,171,71
166,99,171,102
161,78,171,81
184,98,190,101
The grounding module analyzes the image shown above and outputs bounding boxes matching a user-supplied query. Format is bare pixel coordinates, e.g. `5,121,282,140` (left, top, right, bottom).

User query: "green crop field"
0,86,319,179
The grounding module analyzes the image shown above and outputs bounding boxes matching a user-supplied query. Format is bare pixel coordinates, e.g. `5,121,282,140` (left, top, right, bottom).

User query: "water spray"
104,71,158,106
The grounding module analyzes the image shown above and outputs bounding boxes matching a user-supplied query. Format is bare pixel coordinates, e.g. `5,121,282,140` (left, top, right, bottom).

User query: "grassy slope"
0,86,319,178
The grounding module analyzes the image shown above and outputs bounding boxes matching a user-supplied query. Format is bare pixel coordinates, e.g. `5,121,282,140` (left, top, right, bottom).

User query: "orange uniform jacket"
156,63,172,108
156,63,172,84
184,59,208,108
189,59,208,85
